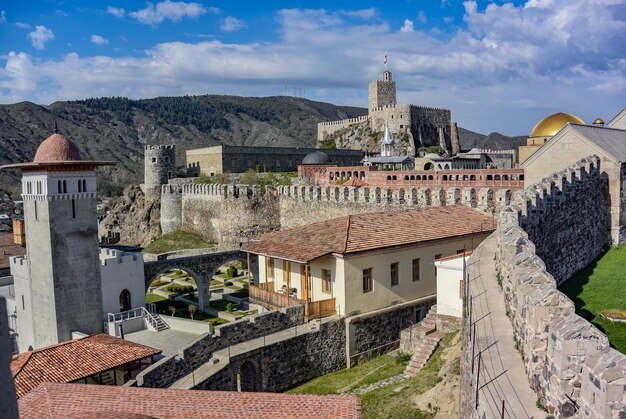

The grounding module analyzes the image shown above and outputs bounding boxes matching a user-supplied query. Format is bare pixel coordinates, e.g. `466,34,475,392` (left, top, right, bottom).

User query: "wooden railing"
305,298,336,321
249,283,303,309
257,281,275,292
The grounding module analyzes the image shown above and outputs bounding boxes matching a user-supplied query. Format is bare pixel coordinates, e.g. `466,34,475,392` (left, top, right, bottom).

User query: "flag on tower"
384,51,388,68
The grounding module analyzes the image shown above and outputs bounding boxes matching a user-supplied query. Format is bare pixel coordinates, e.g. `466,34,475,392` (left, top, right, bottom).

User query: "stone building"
245,206,494,318
318,69,459,156
185,145,363,176
144,144,176,200
523,119,626,244
429,148,516,170
1,131,115,352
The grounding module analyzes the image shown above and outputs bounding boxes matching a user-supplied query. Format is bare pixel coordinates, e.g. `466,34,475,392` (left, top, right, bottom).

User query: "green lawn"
145,293,167,304
559,246,626,354
287,332,457,419
143,230,216,254
147,298,228,325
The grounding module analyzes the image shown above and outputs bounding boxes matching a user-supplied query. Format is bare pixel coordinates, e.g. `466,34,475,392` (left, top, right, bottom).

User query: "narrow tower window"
63,180,67,193
71,199,76,219
82,179,87,192
34,201,38,220
58,180,62,193
78,180,82,192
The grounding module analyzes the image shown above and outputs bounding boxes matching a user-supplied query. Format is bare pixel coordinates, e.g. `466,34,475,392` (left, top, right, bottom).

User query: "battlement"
411,105,451,113
145,145,175,151
492,155,624,417
99,248,140,266
317,116,369,127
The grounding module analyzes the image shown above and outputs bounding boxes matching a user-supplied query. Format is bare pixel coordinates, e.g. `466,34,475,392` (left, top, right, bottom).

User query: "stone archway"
143,250,258,311
237,360,261,392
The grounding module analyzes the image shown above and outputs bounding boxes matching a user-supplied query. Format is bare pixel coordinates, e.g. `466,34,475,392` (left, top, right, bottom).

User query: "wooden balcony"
250,281,337,321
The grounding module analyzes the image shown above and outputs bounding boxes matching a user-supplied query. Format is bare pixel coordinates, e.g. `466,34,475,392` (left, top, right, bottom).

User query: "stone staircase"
404,306,444,377
144,309,169,332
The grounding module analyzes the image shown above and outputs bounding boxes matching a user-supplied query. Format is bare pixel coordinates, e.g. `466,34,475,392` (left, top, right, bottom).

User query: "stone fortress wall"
160,183,514,250
462,156,626,418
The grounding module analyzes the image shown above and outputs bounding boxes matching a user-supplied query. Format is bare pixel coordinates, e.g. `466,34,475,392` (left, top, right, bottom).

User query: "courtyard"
559,245,626,354
145,265,257,326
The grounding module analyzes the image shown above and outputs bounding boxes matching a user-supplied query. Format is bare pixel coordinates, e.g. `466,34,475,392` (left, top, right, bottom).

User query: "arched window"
119,289,131,312
63,180,67,193
494,175,501,181
78,180,82,192
392,175,397,181
444,164,450,170
386,175,391,181
404,175,409,181
443,175,448,181
486,175,493,180
58,180,62,193
83,179,87,192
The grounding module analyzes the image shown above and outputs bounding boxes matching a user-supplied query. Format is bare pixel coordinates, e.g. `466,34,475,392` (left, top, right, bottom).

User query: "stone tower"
144,145,176,200
368,70,397,112
2,131,115,352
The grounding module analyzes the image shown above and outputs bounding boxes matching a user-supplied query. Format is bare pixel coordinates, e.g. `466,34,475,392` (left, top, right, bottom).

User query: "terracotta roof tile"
33,133,82,163
18,383,362,419
244,206,495,263
11,334,161,398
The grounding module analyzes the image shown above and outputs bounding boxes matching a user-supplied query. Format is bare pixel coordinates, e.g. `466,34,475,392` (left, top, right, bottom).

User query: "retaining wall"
461,156,625,418
136,305,304,388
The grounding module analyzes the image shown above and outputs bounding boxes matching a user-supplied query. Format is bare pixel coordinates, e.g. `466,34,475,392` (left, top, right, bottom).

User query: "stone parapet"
490,155,625,417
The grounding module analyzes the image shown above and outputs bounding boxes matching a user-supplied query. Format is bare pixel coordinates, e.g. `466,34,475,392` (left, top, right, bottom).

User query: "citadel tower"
368,70,397,112
2,130,114,351
144,144,176,200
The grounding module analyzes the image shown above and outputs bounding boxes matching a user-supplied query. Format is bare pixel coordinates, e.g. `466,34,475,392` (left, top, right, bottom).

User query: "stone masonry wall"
136,305,304,388
475,156,626,418
196,319,346,392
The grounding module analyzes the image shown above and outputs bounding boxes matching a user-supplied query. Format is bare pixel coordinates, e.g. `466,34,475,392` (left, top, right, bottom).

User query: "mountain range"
0,95,524,197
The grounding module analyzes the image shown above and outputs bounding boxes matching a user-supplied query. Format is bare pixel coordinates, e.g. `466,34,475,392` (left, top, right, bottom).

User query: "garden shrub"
226,267,238,278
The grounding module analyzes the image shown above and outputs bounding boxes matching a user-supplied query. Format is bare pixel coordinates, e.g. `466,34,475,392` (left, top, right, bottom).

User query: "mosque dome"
302,151,330,165
529,112,585,138
33,133,82,163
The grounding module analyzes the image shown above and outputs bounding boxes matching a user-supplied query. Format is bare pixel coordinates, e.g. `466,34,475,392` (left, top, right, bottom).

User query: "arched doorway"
237,361,260,392
119,289,131,312
424,162,434,170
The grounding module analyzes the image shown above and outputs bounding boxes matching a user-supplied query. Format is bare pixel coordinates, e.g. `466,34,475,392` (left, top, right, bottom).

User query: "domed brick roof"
529,112,585,138
302,150,330,165
33,133,82,163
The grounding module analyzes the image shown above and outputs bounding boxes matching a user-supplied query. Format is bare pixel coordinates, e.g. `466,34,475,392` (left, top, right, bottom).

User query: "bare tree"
169,305,176,317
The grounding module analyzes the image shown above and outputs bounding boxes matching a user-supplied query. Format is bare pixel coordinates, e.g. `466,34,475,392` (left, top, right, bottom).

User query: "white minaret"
2,129,115,351
379,123,396,157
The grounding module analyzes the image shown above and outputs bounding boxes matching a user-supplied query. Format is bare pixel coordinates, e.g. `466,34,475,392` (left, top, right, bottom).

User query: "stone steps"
404,306,444,377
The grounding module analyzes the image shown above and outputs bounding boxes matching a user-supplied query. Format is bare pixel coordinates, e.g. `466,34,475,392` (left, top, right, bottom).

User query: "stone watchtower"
2,130,115,351
368,70,397,112
144,145,176,200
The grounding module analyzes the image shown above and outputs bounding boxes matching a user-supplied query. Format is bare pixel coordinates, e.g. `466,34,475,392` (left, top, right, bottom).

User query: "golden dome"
593,118,605,126
529,112,585,138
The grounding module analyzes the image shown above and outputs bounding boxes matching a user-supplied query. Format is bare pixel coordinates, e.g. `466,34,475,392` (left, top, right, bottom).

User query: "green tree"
168,305,177,317
188,304,198,320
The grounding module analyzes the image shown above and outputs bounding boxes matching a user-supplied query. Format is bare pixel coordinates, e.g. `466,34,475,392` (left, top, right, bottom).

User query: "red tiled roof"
18,383,362,419
11,334,161,398
244,206,495,263
33,133,82,163
341,177,369,187
0,233,25,269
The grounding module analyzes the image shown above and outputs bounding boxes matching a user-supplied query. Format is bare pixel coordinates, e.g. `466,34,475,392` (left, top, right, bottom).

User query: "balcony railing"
250,282,337,321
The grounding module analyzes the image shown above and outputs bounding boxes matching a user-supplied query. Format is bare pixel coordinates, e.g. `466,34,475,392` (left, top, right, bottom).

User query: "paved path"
125,328,202,358
169,318,334,389
467,234,543,419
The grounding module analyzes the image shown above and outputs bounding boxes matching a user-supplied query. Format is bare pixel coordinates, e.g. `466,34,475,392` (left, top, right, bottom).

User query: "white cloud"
339,8,377,19
91,34,109,45
14,22,31,30
107,6,125,17
220,16,245,32
400,19,414,32
2,2,625,135
0,11,6,24
28,25,54,50
129,1,214,25
417,11,427,24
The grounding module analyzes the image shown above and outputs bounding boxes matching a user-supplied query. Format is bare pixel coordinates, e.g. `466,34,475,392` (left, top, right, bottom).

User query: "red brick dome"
33,133,82,163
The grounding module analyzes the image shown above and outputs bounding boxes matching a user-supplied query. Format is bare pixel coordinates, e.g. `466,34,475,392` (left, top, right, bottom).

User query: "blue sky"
1,0,625,135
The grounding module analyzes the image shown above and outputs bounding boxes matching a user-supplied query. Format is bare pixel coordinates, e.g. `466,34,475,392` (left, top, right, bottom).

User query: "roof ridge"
343,215,352,253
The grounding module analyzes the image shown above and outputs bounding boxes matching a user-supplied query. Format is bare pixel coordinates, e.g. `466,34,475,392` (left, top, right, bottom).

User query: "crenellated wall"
464,156,626,418
161,183,512,249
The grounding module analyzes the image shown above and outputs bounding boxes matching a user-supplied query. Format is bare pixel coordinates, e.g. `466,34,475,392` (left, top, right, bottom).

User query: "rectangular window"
34,201,38,221
22,295,25,310
267,258,275,280
322,269,332,293
363,268,373,293
412,259,421,282
390,262,399,286
71,199,76,219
